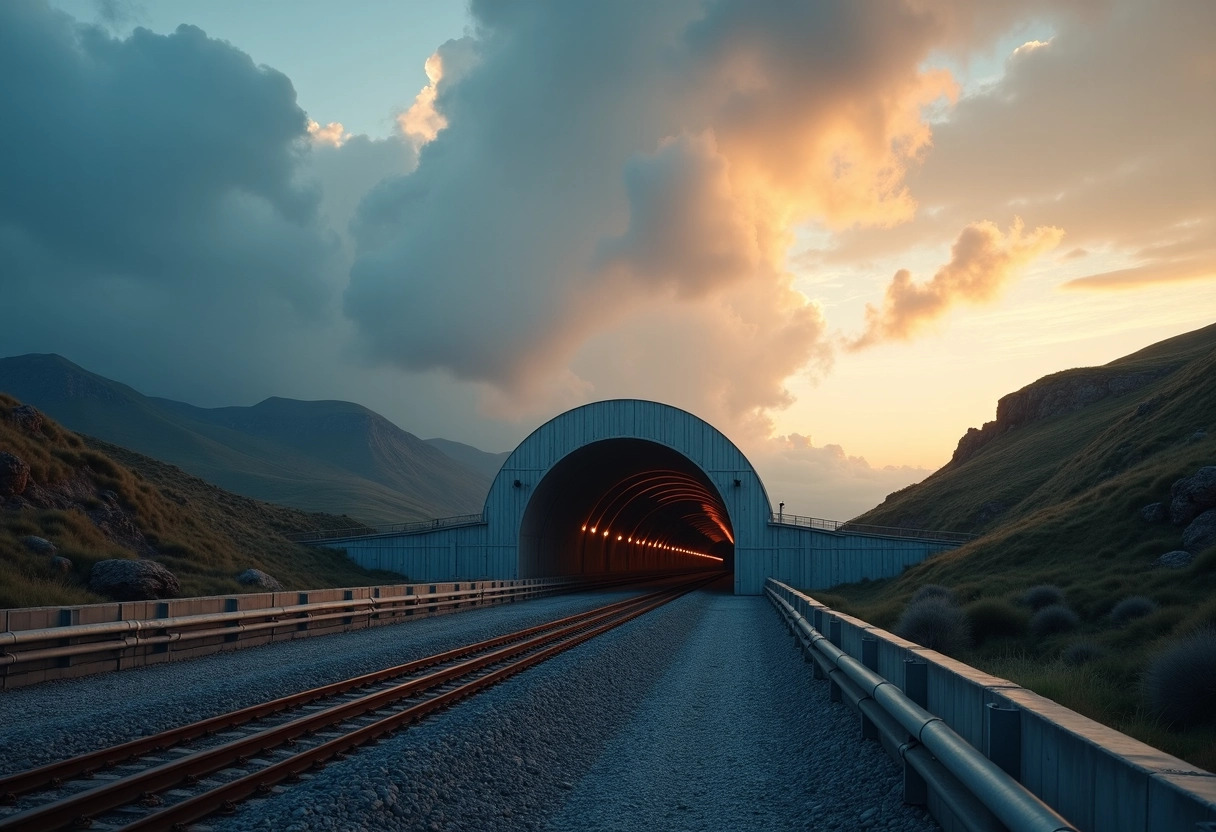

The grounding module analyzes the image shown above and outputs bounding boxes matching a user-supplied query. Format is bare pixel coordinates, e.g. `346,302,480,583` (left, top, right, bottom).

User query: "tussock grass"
0,394,402,608
894,597,970,657
817,324,1216,770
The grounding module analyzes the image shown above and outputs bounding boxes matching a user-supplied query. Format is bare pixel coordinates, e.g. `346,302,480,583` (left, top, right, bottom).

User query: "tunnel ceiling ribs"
582,469,734,546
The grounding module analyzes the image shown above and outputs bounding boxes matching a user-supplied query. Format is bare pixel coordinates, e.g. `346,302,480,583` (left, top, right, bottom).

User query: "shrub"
895,597,971,656
1143,627,1216,727
910,584,956,605
1063,640,1106,666
1030,603,1080,638
964,598,1028,644
1109,596,1158,626
1021,584,1065,611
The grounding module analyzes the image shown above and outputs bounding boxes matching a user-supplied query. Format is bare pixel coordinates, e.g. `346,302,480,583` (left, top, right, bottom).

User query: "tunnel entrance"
518,438,734,578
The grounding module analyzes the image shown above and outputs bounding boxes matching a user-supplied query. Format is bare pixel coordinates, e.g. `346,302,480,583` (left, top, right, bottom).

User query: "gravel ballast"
0,588,652,774
207,583,938,832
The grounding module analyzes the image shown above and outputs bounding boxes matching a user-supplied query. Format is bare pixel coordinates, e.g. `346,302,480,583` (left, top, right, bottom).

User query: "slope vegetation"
0,355,492,524
829,323,1216,769
0,394,402,608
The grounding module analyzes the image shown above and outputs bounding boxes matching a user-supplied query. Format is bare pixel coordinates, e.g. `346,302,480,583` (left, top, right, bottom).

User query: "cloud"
307,120,350,147
342,0,976,435
748,433,931,521
849,218,1063,349
0,1,351,402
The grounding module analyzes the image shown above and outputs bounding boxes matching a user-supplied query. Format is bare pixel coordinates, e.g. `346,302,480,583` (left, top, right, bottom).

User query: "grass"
1,394,404,608
815,323,1216,771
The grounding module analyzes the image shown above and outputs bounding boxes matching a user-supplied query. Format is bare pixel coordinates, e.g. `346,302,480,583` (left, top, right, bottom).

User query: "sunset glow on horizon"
7,0,1214,520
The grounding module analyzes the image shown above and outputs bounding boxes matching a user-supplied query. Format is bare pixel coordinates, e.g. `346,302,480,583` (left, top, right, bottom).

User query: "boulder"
9,404,44,434
1183,509,1216,553
1140,502,1167,523
22,535,56,555
1153,550,1194,569
236,568,284,592
49,556,73,573
1169,466,1216,525
0,451,30,498
88,559,180,601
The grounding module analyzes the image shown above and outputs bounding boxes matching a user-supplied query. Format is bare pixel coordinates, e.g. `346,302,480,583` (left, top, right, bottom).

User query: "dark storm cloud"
0,1,358,404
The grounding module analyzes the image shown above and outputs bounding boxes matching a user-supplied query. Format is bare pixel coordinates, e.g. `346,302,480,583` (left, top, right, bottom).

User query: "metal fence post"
903,658,929,805
828,619,842,702
861,636,879,740
984,703,1021,780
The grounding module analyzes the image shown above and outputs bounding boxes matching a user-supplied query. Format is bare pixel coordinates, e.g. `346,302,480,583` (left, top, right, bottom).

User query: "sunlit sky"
7,0,1215,518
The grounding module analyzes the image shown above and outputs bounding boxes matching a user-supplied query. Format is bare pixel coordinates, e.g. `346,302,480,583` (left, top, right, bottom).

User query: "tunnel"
517,438,734,578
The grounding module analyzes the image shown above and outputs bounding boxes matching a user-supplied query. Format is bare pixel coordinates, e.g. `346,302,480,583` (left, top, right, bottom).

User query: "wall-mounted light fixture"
733,478,741,487
513,479,522,488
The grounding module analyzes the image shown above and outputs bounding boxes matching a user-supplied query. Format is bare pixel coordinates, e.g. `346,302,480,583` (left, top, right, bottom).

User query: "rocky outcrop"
1169,467,1216,525
88,559,180,601
1140,502,1167,523
1153,550,1194,569
22,535,56,555
949,366,1176,468
1183,510,1216,553
237,568,284,592
9,404,44,434
49,556,72,573
0,451,30,497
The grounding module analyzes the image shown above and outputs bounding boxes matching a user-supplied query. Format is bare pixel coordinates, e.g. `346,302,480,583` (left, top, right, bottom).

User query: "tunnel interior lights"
581,469,735,546
576,525,723,562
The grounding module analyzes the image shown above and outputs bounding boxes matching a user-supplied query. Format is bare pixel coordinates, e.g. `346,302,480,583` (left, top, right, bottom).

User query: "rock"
9,404,44,433
1169,466,1216,525
1140,502,1167,523
1189,429,1208,443
237,568,284,592
88,559,180,601
948,367,1173,468
1153,550,1194,569
22,535,56,555
0,451,30,497
1183,509,1216,553
49,556,73,573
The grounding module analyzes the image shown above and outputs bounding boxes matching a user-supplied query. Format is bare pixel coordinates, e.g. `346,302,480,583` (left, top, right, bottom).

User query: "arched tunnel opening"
518,438,734,578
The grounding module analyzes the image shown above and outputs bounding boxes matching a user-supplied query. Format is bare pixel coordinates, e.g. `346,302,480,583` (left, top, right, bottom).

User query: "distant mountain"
0,354,496,524
424,437,510,481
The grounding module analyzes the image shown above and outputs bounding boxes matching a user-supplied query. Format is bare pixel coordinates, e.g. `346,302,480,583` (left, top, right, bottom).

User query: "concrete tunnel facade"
332,399,961,595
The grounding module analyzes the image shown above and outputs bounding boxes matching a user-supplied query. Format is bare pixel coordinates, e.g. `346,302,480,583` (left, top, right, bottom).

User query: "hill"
423,437,510,481
829,322,1216,769
0,394,403,608
0,355,494,525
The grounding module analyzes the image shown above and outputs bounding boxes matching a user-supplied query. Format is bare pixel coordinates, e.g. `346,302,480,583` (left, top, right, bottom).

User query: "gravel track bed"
0,588,650,775
211,584,939,832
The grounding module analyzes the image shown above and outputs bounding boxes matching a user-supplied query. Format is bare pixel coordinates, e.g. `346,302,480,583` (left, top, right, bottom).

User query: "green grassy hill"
828,323,1216,770
0,394,403,608
0,354,492,524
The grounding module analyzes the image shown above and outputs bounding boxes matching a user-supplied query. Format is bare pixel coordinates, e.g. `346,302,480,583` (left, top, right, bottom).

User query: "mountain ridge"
0,354,498,525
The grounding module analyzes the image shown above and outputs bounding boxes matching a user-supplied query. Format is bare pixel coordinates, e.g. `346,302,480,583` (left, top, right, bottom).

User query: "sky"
3,0,1214,521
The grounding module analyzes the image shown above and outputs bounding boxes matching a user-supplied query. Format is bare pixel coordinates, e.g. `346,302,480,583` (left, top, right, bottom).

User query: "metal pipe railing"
768,512,975,544
767,582,1076,832
286,513,486,543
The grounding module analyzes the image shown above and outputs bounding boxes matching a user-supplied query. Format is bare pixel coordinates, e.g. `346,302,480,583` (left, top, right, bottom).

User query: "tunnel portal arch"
482,400,773,594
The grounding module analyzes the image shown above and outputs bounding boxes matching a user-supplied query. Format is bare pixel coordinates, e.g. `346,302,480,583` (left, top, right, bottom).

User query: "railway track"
0,574,718,831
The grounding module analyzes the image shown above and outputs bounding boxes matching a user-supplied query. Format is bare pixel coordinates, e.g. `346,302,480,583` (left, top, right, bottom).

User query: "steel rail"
0,586,675,800
0,575,716,831
119,577,712,832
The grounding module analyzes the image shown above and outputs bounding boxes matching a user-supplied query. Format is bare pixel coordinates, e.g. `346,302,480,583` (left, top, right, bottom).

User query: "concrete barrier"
767,579,1216,832
0,574,658,690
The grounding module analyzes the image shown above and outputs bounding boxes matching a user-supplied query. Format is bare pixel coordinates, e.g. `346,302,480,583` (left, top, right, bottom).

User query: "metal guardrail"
766,580,1075,832
769,512,975,545
286,513,486,543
